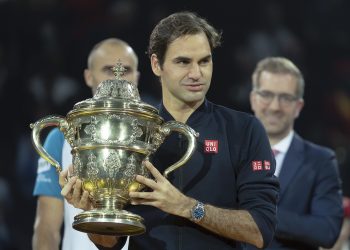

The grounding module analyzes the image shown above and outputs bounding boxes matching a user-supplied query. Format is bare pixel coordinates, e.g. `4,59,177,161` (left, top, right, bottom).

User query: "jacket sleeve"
232,116,280,248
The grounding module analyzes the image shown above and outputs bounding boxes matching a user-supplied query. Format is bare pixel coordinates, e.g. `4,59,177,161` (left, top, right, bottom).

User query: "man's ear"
249,91,257,112
294,99,305,118
84,69,93,88
151,54,161,76
135,71,140,86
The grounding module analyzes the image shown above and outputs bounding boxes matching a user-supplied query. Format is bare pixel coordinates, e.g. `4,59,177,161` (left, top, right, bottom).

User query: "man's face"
151,32,212,108
85,43,139,94
250,71,304,140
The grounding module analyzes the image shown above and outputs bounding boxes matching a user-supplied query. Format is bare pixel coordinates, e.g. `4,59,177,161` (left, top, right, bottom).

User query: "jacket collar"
278,133,305,198
158,99,211,126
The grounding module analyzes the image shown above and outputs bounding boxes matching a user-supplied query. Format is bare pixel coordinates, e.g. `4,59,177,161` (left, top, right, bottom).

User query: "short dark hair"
148,11,222,67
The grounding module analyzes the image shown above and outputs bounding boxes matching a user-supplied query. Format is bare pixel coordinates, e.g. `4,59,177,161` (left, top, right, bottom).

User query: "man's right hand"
58,165,92,210
88,234,120,248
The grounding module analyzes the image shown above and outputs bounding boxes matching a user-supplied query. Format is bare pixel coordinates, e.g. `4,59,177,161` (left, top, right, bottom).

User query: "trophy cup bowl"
30,63,198,236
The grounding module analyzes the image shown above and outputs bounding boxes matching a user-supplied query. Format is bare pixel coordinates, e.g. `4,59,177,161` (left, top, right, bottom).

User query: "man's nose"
269,95,282,110
188,63,201,79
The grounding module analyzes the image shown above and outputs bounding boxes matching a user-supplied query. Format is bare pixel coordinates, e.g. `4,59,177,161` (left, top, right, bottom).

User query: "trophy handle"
30,115,68,173
160,121,199,178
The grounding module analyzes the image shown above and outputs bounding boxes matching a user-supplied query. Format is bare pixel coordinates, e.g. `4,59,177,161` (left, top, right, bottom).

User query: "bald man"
32,38,138,250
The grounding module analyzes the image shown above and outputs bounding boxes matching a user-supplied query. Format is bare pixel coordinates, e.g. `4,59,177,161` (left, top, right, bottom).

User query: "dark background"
0,0,350,249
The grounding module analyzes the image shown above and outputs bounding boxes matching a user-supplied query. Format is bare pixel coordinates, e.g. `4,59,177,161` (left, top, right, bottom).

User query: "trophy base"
72,209,145,236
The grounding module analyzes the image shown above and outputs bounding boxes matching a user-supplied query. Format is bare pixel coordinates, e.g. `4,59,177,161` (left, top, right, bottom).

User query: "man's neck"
269,130,293,146
269,137,281,147
163,99,204,123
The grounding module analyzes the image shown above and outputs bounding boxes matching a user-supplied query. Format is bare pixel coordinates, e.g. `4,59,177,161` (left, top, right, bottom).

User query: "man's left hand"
129,161,195,218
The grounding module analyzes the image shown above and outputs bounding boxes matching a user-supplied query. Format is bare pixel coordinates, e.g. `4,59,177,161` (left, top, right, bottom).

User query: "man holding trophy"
57,11,279,249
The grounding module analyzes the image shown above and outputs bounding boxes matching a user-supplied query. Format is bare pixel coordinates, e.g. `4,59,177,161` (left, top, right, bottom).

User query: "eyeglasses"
254,90,300,106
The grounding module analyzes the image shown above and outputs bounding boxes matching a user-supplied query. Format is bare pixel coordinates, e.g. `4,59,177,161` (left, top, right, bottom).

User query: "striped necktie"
272,149,279,156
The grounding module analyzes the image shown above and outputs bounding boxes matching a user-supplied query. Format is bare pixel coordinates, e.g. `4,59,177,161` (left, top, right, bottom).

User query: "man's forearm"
195,204,263,248
175,197,264,248
32,230,60,250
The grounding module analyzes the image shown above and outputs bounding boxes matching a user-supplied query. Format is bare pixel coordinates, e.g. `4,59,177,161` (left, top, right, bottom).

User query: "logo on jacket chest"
204,140,218,154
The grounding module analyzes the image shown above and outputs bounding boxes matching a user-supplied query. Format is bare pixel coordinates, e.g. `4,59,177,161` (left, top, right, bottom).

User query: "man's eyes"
104,67,131,74
103,68,114,75
280,94,296,102
260,91,274,97
175,60,210,65
259,91,297,102
175,60,190,65
199,58,211,64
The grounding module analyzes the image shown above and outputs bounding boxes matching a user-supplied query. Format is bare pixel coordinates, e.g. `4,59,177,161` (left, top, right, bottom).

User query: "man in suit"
249,56,344,249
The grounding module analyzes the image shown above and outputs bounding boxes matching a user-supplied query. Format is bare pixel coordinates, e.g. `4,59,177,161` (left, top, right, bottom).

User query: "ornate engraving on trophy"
73,154,83,177
83,114,144,145
87,154,99,180
124,154,137,179
131,119,143,140
103,151,122,178
74,119,83,145
139,161,151,179
94,79,140,101
152,129,166,151
61,120,76,146
112,61,126,78
84,116,98,141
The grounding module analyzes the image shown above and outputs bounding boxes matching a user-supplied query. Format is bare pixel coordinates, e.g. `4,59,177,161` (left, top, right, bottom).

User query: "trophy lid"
71,61,159,115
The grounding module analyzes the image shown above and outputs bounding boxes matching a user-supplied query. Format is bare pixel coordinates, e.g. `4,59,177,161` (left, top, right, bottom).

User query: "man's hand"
88,234,120,248
129,161,195,218
58,165,92,210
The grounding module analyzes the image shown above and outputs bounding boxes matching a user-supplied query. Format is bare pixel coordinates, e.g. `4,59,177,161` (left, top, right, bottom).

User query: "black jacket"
99,100,279,250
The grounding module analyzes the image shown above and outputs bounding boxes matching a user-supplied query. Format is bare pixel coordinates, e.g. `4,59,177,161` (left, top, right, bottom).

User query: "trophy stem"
94,197,127,210
73,195,145,236
90,188,129,210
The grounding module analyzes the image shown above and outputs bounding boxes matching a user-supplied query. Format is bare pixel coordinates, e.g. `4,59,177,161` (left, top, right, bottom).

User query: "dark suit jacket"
260,133,343,250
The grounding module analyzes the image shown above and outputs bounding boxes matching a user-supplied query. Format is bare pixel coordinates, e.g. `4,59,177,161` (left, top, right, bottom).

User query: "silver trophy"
30,62,198,236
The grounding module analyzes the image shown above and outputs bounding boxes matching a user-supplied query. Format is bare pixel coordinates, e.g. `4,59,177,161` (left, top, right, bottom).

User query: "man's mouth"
184,83,204,91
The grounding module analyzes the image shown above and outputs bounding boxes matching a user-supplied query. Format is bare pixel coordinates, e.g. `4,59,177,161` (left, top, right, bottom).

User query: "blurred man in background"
32,38,138,250
249,56,343,249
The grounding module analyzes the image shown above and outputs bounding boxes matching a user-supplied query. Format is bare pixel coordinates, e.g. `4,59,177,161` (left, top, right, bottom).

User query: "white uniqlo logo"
204,140,218,154
252,161,262,171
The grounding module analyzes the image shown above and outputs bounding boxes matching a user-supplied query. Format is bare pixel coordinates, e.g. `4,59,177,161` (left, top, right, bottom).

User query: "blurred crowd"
0,0,349,249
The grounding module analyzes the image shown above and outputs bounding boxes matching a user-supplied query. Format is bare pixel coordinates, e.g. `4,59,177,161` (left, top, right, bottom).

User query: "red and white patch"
204,140,218,154
252,161,263,171
264,160,271,170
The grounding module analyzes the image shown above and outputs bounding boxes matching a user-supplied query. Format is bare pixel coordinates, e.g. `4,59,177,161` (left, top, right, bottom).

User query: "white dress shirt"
272,130,294,177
